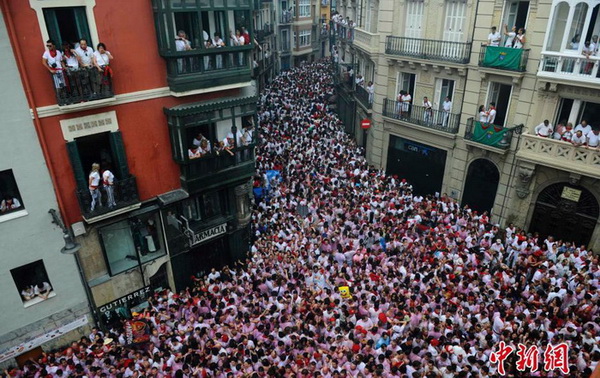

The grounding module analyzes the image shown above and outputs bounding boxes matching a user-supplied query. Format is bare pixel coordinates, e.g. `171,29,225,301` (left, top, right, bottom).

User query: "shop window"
99,212,166,276
43,7,92,48
11,260,56,308
181,191,225,226
0,169,25,216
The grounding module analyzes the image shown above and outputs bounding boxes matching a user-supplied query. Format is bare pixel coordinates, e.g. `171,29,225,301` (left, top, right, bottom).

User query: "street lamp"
48,209,81,254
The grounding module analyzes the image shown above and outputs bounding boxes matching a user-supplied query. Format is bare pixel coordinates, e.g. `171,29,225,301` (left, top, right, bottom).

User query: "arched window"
567,2,589,50
547,2,570,51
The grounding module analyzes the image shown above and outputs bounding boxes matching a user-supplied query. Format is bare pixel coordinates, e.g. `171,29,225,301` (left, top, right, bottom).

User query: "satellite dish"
203,30,209,41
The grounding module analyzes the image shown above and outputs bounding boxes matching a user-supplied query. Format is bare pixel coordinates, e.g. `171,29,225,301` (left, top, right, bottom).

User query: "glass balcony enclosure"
152,0,253,92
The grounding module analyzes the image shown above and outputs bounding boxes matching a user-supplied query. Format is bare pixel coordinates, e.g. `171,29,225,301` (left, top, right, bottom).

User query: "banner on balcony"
482,46,522,70
472,121,515,146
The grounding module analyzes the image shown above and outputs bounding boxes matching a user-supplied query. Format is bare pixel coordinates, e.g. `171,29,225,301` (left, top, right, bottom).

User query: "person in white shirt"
75,38,97,95
34,282,53,300
401,91,412,119
586,128,600,148
562,123,575,141
89,163,102,212
93,43,113,95
571,130,586,147
366,81,374,104
42,40,66,93
534,120,553,137
188,145,202,159
423,96,433,124
212,33,225,68
513,28,526,49
75,38,94,67
488,26,501,46
175,30,192,51
102,166,116,208
575,120,592,135
478,105,488,122
487,102,497,124
442,97,452,127
503,24,516,47
355,74,364,87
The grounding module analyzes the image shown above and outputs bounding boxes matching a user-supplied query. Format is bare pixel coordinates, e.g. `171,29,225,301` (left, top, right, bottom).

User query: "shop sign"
186,223,227,247
98,286,152,313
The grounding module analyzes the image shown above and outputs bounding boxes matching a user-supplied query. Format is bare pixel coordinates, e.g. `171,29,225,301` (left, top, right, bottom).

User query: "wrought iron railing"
464,117,515,149
183,145,256,178
163,46,252,76
479,45,529,72
49,68,114,106
383,99,460,134
355,85,373,109
76,175,139,219
385,36,471,64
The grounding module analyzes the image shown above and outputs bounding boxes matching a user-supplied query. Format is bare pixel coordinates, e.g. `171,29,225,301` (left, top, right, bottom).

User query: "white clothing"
89,171,101,189
34,282,52,296
479,111,488,122
586,131,600,147
534,122,553,137
571,133,586,145
75,46,95,66
575,124,592,135
488,32,501,46
514,34,525,48
442,100,452,112
505,32,516,47
102,170,115,186
42,50,63,69
63,51,79,69
93,51,111,67
175,38,191,51
487,108,497,124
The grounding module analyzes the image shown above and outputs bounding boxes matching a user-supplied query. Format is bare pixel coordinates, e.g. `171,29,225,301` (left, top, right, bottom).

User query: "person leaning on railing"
61,41,84,101
75,39,98,97
93,43,114,96
42,39,67,102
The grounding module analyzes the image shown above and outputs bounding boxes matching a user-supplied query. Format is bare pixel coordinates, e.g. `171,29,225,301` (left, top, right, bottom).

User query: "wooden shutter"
43,9,62,46
109,131,130,179
66,141,87,191
73,7,92,46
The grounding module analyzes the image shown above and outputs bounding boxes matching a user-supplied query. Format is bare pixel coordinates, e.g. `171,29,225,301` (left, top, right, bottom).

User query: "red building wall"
3,1,244,224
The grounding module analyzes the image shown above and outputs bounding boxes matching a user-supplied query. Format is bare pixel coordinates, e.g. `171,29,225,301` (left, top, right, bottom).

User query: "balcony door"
405,0,424,53
443,0,466,42
434,78,455,112
486,82,512,127
395,72,416,97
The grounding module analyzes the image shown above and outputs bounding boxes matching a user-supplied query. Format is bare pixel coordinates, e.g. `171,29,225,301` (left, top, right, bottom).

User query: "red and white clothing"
487,107,496,124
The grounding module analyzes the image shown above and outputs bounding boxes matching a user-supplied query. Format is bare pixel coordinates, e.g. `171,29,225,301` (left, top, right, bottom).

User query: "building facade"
334,0,600,249
1,0,257,351
253,0,276,91
0,8,91,367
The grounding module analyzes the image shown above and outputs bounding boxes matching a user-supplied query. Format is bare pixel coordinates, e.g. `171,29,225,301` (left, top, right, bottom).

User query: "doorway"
529,183,599,246
386,135,447,196
434,78,455,112
171,236,230,291
487,82,512,127
461,159,500,214
75,132,118,179
396,72,416,97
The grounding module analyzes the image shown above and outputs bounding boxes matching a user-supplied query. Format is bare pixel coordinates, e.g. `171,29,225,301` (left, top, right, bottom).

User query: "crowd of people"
5,60,599,377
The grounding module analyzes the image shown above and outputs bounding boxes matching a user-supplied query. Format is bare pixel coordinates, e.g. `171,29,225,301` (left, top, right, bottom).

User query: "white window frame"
299,0,311,18
29,0,99,47
299,30,311,47
542,0,599,55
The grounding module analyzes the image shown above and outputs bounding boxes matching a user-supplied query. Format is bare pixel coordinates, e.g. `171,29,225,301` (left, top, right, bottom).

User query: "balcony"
538,52,600,87
76,175,141,223
353,28,380,55
331,21,354,43
385,36,470,64
383,99,460,134
478,45,529,72
355,85,373,110
280,11,293,24
49,69,114,107
517,134,600,178
181,146,256,192
162,46,253,93
464,117,521,153
256,25,274,42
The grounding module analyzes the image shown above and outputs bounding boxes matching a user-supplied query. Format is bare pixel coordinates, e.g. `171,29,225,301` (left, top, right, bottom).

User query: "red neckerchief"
49,49,57,58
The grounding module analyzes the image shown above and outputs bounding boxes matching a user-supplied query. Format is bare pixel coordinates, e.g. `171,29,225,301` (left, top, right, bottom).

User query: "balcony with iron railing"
76,175,140,222
478,45,529,72
330,21,354,43
181,145,256,192
355,85,373,110
517,134,600,178
538,52,600,87
162,46,253,92
49,68,114,107
464,117,522,152
385,36,471,64
383,99,460,134
280,11,293,24
256,25,274,41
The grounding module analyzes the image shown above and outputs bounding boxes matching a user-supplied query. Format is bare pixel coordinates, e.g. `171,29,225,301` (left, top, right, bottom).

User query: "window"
434,78,455,111
0,170,24,216
299,0,311,18
405,0,424,39
42,7,92,47
555,98,600,126
181,191,225,225
299,30,311,47
545,0,600,53
487,82,513,127
444,0,467,42
99,212,166,276
11,260,55,308
395,72,416,97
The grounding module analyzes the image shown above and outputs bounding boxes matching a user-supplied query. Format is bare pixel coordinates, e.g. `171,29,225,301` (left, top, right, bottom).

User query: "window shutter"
66,141,87,191
73,7,93,46
43,9,62,46
109,131,130,179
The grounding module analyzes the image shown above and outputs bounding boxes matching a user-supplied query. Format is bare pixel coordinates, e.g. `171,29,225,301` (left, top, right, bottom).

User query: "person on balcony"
586,128,600,148
212,33,225,69
575,120,592,135
442,96,452,127
571,130,586,147
75,39,97,96
230,30,245,67
367,81,374,104
503,25,516,47
582,41,595,74
61,42,84,101
93,43,113,95
188,144,202,159
355,74,364,87
102,164,116,209
552,121,566,140
241,27,251,45
42,40,66,101
401,91,412,119
561,122,575,141
486,102,497,124
193,132,211,151
487,26,501,47
534,120,553,137
88,163,102,212
513,28,526,49
198,139,211,155
175,30,192,51
478,105,488,123
423,97,433,125
0,195,21,213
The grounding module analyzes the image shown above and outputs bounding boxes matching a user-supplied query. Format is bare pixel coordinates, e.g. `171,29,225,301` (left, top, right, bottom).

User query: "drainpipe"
1,0,99,327
457,0,481,118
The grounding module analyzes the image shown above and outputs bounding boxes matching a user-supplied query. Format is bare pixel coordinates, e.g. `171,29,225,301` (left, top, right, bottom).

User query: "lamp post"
498,124,525,225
